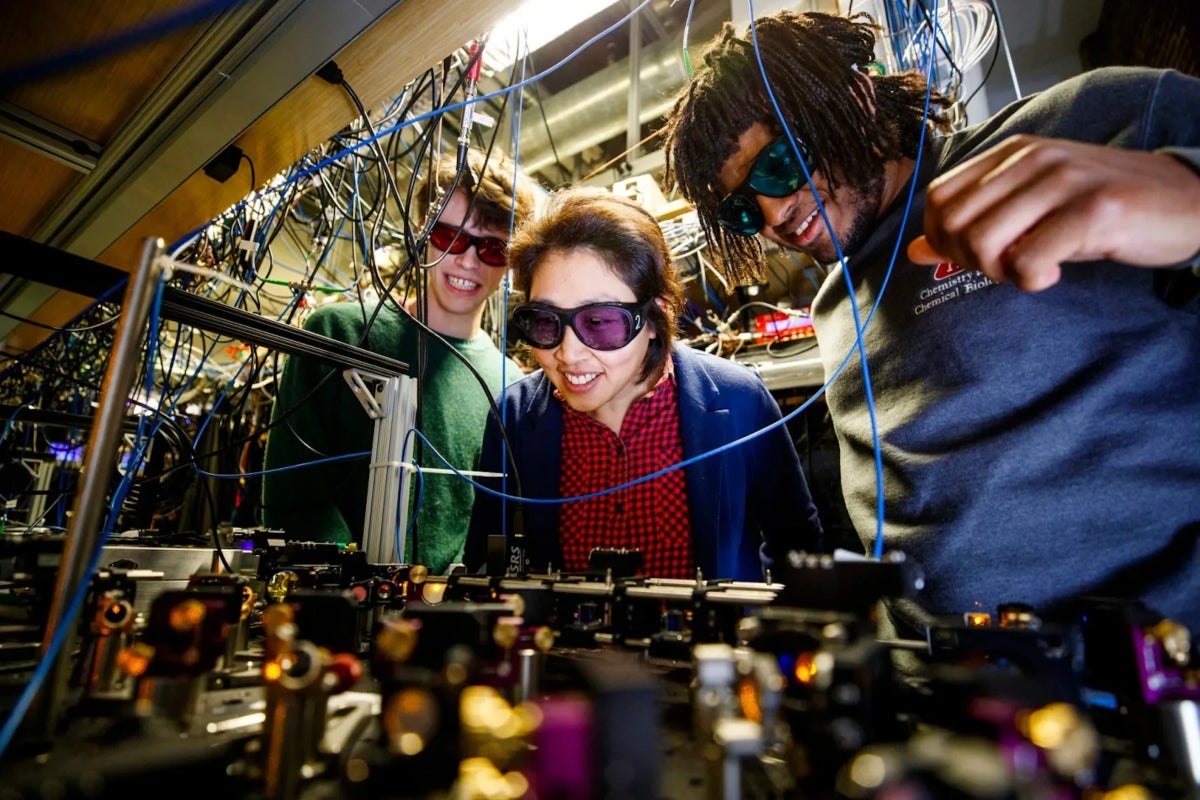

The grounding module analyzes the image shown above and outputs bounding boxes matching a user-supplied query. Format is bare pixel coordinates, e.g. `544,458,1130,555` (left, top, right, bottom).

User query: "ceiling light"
482,0,622,72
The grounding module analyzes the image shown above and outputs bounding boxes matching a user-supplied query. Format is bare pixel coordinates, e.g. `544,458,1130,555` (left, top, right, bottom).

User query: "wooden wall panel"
0,0,204,238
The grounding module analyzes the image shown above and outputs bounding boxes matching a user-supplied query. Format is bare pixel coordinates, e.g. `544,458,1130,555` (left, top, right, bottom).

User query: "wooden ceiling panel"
1,0,522,355
0,0,204,143
97,0,520,273
0,138,82,237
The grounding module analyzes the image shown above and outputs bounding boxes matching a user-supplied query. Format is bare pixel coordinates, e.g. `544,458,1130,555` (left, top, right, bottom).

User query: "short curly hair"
508,188,684,382
415,148,539,233
662,11,952,284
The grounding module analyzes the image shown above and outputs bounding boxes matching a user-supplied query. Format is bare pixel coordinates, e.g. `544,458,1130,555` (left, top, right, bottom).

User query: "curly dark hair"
662,11,953,283
509,188,685,382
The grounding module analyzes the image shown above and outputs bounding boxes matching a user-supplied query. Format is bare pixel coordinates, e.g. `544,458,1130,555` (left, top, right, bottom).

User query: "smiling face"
717,122,886,264
425,190,509,340
527,248,659,434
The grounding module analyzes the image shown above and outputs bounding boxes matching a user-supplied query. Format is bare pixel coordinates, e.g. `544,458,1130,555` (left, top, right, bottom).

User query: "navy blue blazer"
465,344,823,581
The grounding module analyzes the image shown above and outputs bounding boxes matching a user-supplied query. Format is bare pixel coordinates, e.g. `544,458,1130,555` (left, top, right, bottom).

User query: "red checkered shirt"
558,369,693,579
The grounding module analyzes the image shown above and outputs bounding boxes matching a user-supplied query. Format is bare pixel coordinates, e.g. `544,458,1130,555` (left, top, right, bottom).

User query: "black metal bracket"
0,230,408,377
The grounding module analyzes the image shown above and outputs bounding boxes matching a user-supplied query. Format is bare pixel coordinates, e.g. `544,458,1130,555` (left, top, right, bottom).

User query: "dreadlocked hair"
662,11,953,284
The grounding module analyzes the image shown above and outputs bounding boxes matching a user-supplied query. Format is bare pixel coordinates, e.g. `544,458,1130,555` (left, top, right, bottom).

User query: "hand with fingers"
907,134,1200,291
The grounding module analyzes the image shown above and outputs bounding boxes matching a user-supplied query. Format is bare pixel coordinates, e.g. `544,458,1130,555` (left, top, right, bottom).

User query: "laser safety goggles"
427,222,508,267
716,136,812,236
511,300,651,351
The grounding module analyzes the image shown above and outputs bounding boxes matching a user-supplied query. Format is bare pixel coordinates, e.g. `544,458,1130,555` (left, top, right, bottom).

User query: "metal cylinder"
517,648,540,704
1162,699,1200,799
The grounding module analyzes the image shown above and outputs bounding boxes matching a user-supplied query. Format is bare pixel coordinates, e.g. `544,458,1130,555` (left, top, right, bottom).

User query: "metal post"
346,370,418,565
35,237,165,733
1162,699,1200,798
28,457,55,525
625,0,643,161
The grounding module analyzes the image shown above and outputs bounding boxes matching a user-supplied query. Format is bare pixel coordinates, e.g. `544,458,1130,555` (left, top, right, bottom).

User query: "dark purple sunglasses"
511,300,651,351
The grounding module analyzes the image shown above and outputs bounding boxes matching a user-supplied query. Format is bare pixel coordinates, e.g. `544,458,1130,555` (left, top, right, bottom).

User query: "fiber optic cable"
682,0,698,77
744,0,885,558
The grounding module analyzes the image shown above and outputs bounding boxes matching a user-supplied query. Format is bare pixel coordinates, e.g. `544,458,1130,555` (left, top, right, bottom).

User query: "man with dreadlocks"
662,11,1200,635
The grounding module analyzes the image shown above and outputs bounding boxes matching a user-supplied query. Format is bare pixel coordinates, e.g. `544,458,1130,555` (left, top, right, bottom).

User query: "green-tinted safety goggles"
716,136,812,236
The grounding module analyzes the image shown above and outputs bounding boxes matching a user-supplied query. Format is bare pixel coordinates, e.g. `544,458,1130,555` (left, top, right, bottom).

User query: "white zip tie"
156,256,257,295
367,461,505,479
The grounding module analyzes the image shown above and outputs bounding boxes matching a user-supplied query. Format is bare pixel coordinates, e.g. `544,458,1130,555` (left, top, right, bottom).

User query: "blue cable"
785,253,823,292
193,450,370,480
745,0,940,557
198,387,829,509
0,403,36,447
0,0,253,87
166,0,656,254
704,284,727,313
190,339,261,447
746,0,887,558
682,0,698,77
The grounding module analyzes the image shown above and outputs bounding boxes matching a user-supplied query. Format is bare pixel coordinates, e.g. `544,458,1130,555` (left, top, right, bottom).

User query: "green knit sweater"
261,302,519,572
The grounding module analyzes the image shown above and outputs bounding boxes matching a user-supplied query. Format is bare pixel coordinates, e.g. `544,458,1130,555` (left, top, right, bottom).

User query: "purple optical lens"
573,306,633,350
512,301,645,351
525,309,562,347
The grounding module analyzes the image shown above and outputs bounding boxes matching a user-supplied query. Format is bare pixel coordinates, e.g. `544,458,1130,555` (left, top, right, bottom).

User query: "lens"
748,138,807,197
474,237,508,267
717,194,766,236
573,306,635,350
428,223,469,255
715,137,810,237
428,224,507,267
512,303,644,351
513,306,562,348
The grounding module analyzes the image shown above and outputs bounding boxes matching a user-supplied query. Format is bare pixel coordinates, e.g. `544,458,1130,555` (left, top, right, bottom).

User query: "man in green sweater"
262,150,539,572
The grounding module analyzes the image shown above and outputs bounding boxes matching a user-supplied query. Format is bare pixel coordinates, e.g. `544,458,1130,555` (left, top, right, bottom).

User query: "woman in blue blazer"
465,190,822,581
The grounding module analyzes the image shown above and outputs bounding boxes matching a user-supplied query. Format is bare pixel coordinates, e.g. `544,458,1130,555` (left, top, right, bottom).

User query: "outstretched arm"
909,135,1200,291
